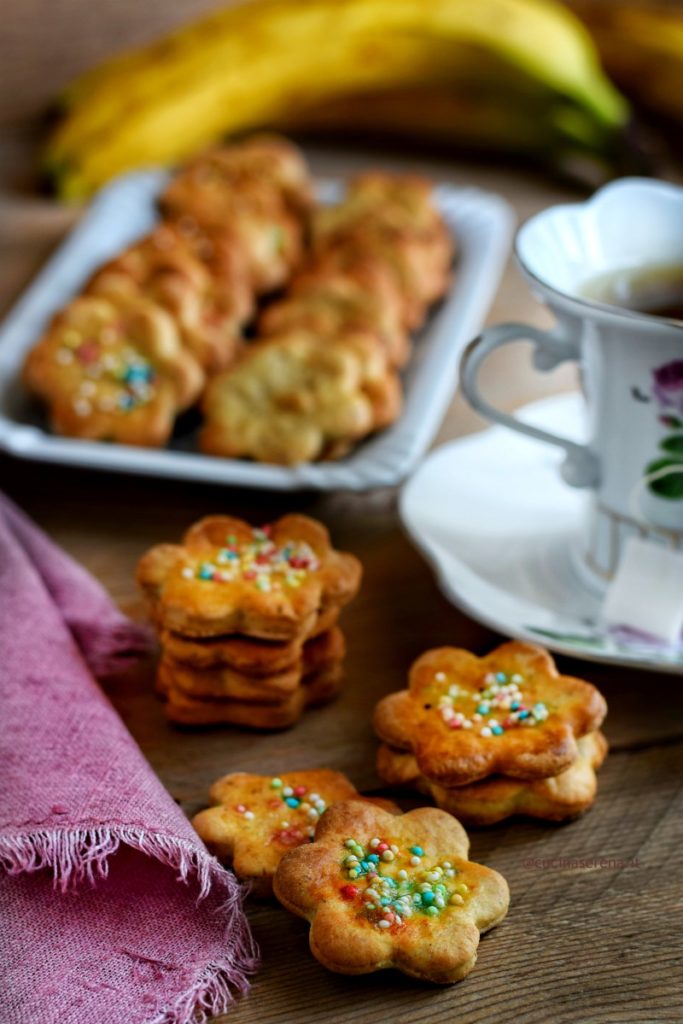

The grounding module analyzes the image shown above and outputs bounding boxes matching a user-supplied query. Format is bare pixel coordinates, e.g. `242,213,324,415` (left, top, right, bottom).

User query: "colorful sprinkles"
340,836,468,930
232,776,328,846
182,527,320,589
435,670,548,738
55,325,157,416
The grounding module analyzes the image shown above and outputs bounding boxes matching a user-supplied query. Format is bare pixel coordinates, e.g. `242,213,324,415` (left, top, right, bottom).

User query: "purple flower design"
652,360,683,417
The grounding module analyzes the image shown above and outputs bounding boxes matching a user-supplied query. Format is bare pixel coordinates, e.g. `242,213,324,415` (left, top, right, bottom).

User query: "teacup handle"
459,323,601,488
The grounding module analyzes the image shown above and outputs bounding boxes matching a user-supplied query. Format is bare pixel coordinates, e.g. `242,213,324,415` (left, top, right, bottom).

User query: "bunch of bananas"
45,0,629,200
571,1,683,124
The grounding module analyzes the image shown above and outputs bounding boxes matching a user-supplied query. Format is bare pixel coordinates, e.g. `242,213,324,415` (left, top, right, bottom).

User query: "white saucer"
400,392,683,673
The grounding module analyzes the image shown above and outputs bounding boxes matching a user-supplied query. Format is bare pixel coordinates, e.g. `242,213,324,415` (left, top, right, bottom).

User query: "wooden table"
2,138,682,1024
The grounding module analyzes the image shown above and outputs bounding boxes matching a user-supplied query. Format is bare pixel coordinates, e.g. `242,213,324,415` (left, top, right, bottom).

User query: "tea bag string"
629,463,683,527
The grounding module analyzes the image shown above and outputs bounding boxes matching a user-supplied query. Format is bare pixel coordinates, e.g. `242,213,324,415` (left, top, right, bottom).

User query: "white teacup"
460,177,683,591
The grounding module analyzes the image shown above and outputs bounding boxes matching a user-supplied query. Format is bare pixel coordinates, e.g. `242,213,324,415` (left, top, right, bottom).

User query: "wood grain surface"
2,135,682,1023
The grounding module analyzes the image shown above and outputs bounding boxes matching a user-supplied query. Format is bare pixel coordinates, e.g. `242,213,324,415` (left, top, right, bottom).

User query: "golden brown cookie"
192,769,399,896
259,263,411,369
313,228,451,332
157,655,302,702
373,642,607,787
159,605,340,672
163,661,343,728
273,799,509,983
160,135,312,293
347,173,450,235
301,624,345,673
87,223,247,372
137,514,361,640
23,294,204,446
200,330,402,464
312,172,453,328
166,219,254,324
157,626,346,702
377,731,609,825
161,134,313,221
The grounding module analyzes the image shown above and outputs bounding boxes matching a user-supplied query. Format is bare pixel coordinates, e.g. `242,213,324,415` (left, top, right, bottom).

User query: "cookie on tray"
312,172,453,328
161,134,313,222
163,660,344,729
192,769,399,896
259,263,411,369
273,799,509,983
160,135,312,293
377,731,609,824
23,294,204,446
159,605,340,673
137,514,361,639
87,223,248,372
199,330,402,464
373,642,607,787
166,219,254,322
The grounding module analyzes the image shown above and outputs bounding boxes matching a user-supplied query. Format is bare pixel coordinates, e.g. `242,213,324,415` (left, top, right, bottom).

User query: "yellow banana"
60,0,617,121
53,32,483,195
46,0,628,199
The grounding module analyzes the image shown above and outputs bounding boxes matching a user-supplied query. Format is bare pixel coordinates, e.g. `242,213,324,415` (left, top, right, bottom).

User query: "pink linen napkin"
0,492,257,1024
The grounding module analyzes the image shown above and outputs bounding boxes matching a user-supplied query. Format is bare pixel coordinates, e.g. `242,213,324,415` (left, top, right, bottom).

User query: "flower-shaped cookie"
161,134,313,223
87,223,249,372
377,731,609,825
158,626,345,701
157,654,301,702
273,799,509,983
23,294,204,446
162,660,343,729
170,218,253,323
312,172,453,328
259,263,411,369
160,135,312,293
193,770,397,896
199,330,402,464
159,605,340,672
373,642,607,786
136,514,362,639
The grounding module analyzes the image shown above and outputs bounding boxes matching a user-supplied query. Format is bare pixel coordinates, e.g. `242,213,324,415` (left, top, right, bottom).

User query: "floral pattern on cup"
643,360,683,501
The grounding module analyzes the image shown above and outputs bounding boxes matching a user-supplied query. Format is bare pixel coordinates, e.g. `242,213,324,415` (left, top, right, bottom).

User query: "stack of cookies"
374,641,609,825
137,513,362,728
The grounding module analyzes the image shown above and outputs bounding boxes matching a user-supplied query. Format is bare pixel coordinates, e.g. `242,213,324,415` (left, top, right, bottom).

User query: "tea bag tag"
602,537,683,644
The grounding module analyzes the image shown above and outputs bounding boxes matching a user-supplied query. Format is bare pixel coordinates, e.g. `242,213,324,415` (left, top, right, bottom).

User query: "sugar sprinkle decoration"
435,670,548,737
57,325,157,416
185,527,320,589
340,837,468,930
232,776,328,847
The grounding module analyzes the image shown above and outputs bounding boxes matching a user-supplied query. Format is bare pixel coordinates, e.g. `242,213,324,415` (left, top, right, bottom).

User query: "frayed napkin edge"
0,825,259,1022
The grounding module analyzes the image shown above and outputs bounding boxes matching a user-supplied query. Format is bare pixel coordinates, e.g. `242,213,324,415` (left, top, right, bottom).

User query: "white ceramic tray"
0,172,514,491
